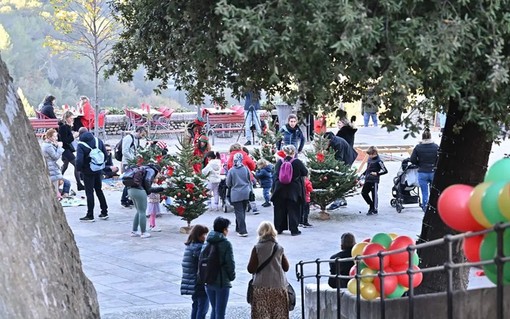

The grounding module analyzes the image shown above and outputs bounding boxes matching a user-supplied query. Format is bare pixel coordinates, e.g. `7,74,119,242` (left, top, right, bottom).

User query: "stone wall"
104,112,198,135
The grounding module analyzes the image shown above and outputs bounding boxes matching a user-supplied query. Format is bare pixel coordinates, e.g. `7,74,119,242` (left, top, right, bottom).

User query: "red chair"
36,111,50,119
124,108,147,131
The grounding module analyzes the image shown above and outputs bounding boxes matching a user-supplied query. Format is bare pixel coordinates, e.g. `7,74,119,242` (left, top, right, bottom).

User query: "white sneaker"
130,231,140,237
149,226,162,232
140,232,151,239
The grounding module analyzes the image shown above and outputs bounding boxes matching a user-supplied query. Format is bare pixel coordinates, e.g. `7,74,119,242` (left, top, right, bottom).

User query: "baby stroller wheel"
390,199,397,207
396,200,403,213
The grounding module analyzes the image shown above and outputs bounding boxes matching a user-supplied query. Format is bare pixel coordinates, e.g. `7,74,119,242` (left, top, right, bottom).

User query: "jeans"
83,173,108,218
363,112,378,127
418,172,434,211
262,187,270,203
244,107,261,142
191,290,209,319
62,178,71,194
205,285,230,319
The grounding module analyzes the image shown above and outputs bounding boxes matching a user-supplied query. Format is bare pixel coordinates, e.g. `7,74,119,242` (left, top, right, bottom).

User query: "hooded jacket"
202,158,222,184
255,164,274,189
76,132,107,175
203,231,236,288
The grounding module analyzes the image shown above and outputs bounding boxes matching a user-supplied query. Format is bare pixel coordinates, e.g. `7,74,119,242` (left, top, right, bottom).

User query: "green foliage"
252,129,281,164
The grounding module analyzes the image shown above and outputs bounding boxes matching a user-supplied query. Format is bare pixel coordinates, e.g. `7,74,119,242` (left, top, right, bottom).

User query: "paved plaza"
61,127,503,318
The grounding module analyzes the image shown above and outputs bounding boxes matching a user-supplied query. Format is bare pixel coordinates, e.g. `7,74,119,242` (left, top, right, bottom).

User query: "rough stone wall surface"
0,55,100,318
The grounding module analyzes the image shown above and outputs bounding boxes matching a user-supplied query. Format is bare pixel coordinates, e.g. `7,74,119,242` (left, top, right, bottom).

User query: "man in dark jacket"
329,233,356,289
76,128,108,222
410,129,439,211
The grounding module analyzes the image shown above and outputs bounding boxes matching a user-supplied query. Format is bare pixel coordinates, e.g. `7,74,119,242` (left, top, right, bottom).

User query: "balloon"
363,237,371,243
388,233,399,240
360,282,378,300
373,267,398,295
360,267,376,283
363,243,389,270
481,181,509,225
352,242,368,257
498,183,510,221
387,284,406,299
412,252,420,266
347,278,362,294
483,265,510,285
485,158,510,182
393,264,423,288
468,183,493,228
437,184,485,231
349,265,357,277
479,230,510,284
388,236,415,266
463,234,484,262
371,233,393,248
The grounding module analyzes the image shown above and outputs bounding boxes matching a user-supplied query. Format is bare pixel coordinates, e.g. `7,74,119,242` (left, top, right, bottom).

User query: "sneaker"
246,205,251,212
130,231,140,237
121,202,132,208
69,189,77,196
338,199,347,207
291,231,302,236
244,141,252,146
237,233,248,237
79,216,95,222
261,202,271,207
140,233,151,239
327,203,341,211
149,226,162,232
252,209,260,215
366,209,378,216
303,223,313,228
98,213,109,220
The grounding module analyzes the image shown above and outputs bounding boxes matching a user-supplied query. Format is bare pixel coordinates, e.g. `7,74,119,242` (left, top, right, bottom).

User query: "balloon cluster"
347,233,423,300
437,158,510,284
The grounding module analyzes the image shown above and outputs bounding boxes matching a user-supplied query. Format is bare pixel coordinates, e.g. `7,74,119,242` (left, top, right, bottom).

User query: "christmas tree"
163,137,208,231
305,135,358,219
252,129,281,164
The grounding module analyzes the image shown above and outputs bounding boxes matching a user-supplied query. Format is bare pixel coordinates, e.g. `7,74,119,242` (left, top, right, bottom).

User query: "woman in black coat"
58,111,84,190
271,145,308,236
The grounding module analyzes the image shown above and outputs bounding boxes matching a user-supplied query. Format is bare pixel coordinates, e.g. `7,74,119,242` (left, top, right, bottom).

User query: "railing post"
445,235,454,319
355,257,362,319
407,245,415,319
296,261,306,319
495,223,504,319
378,251,385,319
315,258,321,319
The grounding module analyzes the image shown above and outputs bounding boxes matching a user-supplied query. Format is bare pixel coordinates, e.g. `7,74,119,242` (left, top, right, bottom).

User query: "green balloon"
481,181,509,224
411,252,420,266
479,230,510,284
483,264,510,285
485,158,510,182
371,233,393,248
387,284,406,299
358,261,368,271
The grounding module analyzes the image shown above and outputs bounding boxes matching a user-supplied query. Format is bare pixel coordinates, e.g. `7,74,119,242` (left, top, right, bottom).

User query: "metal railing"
295,222,510,319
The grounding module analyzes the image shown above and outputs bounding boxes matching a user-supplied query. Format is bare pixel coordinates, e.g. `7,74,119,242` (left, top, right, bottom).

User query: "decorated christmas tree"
128,141,172,168
252,129,281,164
305,135,358,219
163,137,208,232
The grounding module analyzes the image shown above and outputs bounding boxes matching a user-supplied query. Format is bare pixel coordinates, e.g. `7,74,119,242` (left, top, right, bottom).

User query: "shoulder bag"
246,243,278,304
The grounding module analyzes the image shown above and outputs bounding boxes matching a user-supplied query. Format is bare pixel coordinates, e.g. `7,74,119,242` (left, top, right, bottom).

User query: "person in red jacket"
226,143,256,171
300,176,314,228
79,96,95,129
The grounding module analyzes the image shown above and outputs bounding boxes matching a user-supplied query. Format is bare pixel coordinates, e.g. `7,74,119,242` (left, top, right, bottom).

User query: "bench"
206,111,269,145
355,144,414,173
29,118,59,137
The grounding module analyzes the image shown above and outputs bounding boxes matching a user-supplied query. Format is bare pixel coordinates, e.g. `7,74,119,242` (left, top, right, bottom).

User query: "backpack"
121,166,146,187
79,138,105,171
278,158,295,184
114,134,134,161
197,243,221,285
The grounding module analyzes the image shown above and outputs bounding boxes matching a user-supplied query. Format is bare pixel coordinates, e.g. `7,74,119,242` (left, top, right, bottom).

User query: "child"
147,191,162,232
202,151,222,211
255,159,273,207
361,146,388,215
301,175,313,227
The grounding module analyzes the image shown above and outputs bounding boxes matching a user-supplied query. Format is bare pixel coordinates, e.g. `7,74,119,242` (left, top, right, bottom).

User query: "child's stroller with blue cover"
390,158,421,213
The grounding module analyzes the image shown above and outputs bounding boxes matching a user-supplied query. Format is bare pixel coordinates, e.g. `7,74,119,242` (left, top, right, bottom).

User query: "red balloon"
437,184,485,232
362,243,389,270
393,264,423,288
388,236,415,266
373,267,398,295
349,265,357,277
463,234,484,262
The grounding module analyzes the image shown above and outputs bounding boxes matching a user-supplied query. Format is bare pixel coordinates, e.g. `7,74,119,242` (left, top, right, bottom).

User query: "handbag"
287,283,296,311
247,243,278,304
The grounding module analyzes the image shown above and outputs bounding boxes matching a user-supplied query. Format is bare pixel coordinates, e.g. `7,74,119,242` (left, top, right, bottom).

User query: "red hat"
276,150,286,158
156,141,167,150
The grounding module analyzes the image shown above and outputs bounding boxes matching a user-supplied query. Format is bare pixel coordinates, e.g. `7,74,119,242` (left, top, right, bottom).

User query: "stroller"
390,158,421,213
218,178,234,213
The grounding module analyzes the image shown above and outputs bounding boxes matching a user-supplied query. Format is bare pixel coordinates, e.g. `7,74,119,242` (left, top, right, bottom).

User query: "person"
361,88,381,127
276,114,305,153
79,96,95,130
336,117,358,147
58,111,84,191
181,224,210,319
147,190,162,232
243,90,262,146
202,151,222,211
75,127,109,221
127,164,164,238
40,95,57,119
120,126,148,207
255,159,273,207
58,178,72,198
301,175,313,228
410,129,439,211
328,232,356,289
247,221,290,319
361,146,388,215
193,135,211,173
271,145,308,236
102,144,119,179
204,216,235,319
226,143,256,171
41,128,65,199
226,153,252,237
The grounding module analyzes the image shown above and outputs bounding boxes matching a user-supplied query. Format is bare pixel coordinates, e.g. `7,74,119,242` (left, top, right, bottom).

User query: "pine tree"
163,137,208,230
252,129,281,164
305,135,358,219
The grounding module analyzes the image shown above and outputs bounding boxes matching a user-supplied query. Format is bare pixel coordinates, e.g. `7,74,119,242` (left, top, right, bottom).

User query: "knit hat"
156,141,167,150
233,153,244,167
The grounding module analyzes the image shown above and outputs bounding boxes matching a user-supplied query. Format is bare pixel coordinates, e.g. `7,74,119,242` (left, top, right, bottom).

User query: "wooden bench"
206,111,269,144
29,118,59,137
355,144,414,173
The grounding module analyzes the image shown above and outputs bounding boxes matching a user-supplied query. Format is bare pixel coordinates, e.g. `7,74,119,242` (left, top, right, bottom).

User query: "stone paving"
61,127,503,318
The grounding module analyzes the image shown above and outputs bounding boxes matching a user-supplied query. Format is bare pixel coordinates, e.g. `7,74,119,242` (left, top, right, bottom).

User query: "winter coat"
80,100,95,129
271,156,308,203
75,132,107,175
58,121,75,152
276,124,305,152
203,231,236,288
40,102,56,119
362,155,388,183
247,239,289,288
41,141,64,182
226,165,251,203
329,136,358,166
202,158,222,184
336,125,357,147
328,247,354,289
255,164,273,189
181,242,205,295
121,133,141,165
410,140,439,173
226,150,256,171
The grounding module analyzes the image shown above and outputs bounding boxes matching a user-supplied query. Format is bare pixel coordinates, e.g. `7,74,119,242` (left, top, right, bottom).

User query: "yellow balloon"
361,282,378,300
388,233,399,240
360,267,376,283
352,242,368,257
498,183,510,221
468,183,492,228
347,278,364,295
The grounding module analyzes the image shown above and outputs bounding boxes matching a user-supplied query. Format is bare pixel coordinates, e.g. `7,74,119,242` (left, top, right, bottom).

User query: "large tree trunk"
416,98,492,294
0,56,100,318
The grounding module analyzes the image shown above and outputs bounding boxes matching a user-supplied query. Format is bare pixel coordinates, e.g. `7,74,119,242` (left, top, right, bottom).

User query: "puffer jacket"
203,231,235,288
202,158,222,183
276,124,305,152
410,140,439,173
255,164,273,189
41,141,64,181
181,242,205,295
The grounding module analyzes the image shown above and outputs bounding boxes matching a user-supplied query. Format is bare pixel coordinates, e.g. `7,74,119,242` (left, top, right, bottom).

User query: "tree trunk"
416,98,492,294
93,57,99,137
0,57,100,318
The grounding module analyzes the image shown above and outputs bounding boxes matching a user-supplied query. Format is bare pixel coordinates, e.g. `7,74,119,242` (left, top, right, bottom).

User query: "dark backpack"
122,166,146,187
197,243,221,285
114,134,134,161
278,158,295,184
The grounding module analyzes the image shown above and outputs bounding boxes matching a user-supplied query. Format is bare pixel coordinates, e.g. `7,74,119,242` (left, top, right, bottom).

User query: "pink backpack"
278,158,295,184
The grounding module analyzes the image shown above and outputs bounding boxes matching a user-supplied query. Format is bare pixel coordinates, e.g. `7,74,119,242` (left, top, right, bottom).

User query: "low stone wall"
304,283,509,319
104,112,198,135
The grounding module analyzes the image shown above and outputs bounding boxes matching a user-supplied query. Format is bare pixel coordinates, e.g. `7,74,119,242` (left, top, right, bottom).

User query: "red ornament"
185,183,195,192
136,157,144,166
166,166,174,176
155,155,163,163
176,206,185,216
177,192,181,197
316,153,325,162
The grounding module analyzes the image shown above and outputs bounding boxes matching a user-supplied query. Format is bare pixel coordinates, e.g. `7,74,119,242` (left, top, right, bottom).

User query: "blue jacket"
277,124,305,152
76,132,107,175
244,91,261,111
203,231,236,288
255,164,273,189
181,242,206,295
